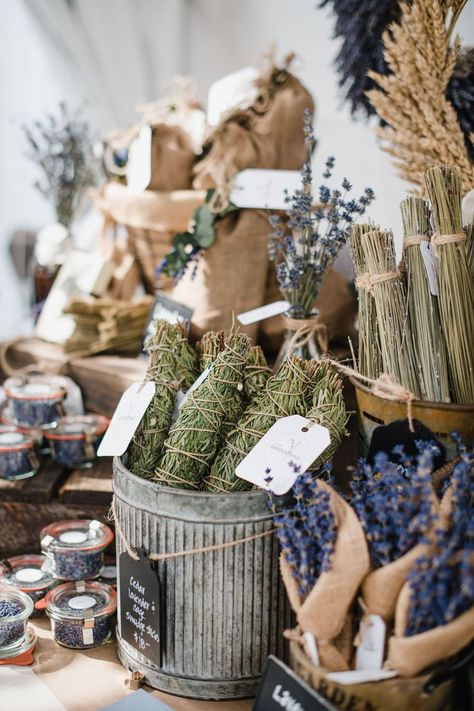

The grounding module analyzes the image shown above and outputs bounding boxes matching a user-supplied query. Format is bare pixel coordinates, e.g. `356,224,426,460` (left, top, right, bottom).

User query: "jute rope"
355,270,401,292
111,497,276,562
283,316,328,355
433,233,466,246
404,234,430,248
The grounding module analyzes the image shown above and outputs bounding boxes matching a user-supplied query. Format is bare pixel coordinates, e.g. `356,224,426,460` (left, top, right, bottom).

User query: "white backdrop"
0,0,473,339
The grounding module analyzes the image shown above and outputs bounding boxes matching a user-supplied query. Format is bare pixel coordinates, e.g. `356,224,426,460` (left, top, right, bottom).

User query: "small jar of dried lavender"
0,587,34,653
0,426,40,480
4,375,66,429
0,554,58,617
41,520,114,581
45,580,116,649
45,414,109,469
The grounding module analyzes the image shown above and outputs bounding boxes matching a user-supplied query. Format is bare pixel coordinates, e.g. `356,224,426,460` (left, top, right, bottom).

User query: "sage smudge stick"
198,330,225,371
401,197,450,402
174,322,200,390
305,363,348,471
243,346,272,404
205,357,314,493
154,329,250,489
128,321,181,479
425,165,474,403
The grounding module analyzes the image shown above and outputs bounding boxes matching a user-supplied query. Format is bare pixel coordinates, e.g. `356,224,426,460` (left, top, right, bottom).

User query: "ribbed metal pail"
113,456,291,700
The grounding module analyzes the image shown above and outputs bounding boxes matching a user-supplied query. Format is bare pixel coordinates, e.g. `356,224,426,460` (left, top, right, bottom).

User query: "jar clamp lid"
0,587,34,624
45,415,109,441
0,555,55,592
4,375,66,402
45,580,117,622
41,519,114,553
0,426,35,452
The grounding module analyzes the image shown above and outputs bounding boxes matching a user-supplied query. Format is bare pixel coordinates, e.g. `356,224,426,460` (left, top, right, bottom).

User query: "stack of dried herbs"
243,346,272,404
306,363,348,471
425,165,474,404
154,329,250,489
401,197,450,402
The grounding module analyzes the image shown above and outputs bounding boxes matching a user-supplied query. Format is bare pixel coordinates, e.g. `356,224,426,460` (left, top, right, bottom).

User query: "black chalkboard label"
367,418,446,470
119,550,161,667
253,656,337,711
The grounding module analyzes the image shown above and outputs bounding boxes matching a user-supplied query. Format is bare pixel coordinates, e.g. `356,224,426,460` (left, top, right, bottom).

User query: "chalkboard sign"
143,293,193,346
253,656,337,711
367,419,446,469
119,550,162,667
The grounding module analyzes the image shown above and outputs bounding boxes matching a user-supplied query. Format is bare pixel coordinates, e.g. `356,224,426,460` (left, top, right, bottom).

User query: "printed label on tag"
355,614,386,671
237,300,290,326
97,382,155,457
230,169,300,210
236,415,331,495
207,66,259,127
326,669,397,685
127,125,152,193
303,632,320,667
420,241,439,296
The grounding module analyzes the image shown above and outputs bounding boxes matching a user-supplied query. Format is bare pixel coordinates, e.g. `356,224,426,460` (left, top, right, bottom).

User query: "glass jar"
45,580,116,649
45,414,109,469
0,555,58,617
0,587,34,653
0,426,39,480
41,520,114,581
274,312,327,372
4,375,66,429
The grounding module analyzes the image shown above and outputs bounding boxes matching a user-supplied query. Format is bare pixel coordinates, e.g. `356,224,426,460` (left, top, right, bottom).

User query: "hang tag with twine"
97,382,155,457
127,125,152,193
237,300,290,326
230,169,300,210
236,415,331,495
355,614,386,671
420,242,439,296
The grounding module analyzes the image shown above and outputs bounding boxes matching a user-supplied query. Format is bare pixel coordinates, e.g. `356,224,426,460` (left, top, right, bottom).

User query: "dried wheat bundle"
465,221,474,279
154,329,250,489
401,196,450,401
355,229,422,397
425,165,474,403
204,357,314,493
348,223,382,379
367,0,474,189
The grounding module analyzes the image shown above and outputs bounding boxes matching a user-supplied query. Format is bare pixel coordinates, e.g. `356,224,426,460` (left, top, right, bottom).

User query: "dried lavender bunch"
271,469,337,597
128,321,181,479
23,103,97,227
351,442,440,568
305,364,348,471
154,329,250,489
406,439,474,635
205,357,314,493
243,346,272,404
268,110,375,318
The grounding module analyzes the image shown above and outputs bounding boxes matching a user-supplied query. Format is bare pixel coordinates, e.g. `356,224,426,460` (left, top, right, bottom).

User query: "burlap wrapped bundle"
148,123,195,191
172,58,316,343
280,480,370,671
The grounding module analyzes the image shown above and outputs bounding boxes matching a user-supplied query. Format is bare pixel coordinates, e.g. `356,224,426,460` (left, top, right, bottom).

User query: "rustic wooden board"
0,458,66,504
59,458,113,505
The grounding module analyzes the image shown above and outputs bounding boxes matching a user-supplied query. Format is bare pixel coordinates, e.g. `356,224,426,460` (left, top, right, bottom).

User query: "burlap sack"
280,480,370,671
387,581,474,677
148,123,195,191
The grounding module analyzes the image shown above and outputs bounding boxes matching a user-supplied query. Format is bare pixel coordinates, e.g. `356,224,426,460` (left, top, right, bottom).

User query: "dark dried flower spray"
270,468,337,597
23,103,97,227
269,110,375,317
406,437,474,635
351,441,440,568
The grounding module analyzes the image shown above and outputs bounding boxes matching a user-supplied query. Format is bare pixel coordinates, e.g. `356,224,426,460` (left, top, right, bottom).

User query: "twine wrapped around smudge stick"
305,364,348,472
174,322,200,389
243,346,272,404
154,329,250,489
204,357,314,493
197,330,225,371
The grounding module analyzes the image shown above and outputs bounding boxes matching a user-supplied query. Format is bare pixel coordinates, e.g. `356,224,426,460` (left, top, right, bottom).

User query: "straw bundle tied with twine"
351,227,421,398
425,164,474,404
401,196,450,402
154,328,250,489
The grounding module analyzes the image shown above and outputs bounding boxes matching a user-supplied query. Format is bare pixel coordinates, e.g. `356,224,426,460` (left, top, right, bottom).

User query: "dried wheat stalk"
367,0,474,189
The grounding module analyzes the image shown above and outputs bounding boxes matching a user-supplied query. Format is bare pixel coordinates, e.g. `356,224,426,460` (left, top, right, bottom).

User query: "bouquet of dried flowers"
23,103,97,227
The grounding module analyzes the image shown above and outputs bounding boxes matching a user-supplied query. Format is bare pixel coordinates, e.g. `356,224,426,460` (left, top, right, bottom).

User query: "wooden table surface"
25,619,253,711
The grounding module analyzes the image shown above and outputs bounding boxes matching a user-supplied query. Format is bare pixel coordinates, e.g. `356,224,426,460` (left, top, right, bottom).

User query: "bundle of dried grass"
425,164,474,403
401,196,450,402
367,0,474,189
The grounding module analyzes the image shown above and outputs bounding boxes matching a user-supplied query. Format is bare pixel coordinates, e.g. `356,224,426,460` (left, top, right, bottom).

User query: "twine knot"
283,315,328,355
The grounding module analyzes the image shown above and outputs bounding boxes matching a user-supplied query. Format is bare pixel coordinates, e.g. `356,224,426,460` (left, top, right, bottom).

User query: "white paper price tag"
237,300,290,326
127,125,152,193
355,614,386,671
303,632,320,667
326,669,397,685
97,382,155,457
207,66,259,127
236,415,331,495
420,241,439,296
230,169,300,210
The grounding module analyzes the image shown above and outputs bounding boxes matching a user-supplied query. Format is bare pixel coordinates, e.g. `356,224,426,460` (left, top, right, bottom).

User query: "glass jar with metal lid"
4,374,66,428
45,414,109,469
44,580,117,649
0,554,58,617
41,519,114,581
0,587,34,653
0,425,39,480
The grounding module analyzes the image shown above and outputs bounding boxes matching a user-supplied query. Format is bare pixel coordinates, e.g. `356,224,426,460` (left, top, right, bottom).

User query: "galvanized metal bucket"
351,377,474,459
113,456,291,700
